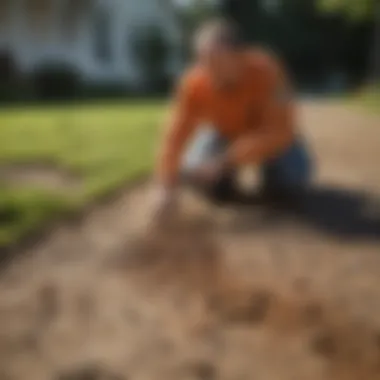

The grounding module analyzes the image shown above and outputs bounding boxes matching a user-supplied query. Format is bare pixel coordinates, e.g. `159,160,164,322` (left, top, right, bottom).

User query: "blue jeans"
182,127,312,191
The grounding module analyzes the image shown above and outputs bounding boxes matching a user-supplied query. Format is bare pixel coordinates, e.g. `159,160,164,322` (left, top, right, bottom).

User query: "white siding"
0,0,182,86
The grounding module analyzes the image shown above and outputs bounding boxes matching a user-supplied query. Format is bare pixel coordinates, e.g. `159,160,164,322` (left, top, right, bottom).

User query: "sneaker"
208,172,238,204
258,184,305,210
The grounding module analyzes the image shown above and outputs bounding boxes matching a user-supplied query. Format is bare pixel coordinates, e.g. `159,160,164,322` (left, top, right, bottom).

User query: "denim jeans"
182,127,313,191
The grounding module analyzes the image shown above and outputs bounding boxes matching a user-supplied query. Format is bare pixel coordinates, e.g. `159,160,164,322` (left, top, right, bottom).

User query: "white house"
0,0,183,87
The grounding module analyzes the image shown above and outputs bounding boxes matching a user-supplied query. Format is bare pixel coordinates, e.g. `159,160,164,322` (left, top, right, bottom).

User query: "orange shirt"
157,49,295,186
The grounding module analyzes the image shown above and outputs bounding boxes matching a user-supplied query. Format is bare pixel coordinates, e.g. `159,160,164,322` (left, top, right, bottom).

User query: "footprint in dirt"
208,288,274,325
311,330,337,358
183,360,218,380
105,207,380,378
114,210,329,334
109,211,224,294
56,364,125,380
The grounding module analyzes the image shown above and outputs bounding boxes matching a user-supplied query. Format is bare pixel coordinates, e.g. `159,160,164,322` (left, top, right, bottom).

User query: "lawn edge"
0,173,150,269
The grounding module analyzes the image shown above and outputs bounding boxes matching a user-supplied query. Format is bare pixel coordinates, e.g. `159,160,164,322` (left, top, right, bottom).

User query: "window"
26,0,52,35
93,8,112,64
61,0,90,41
0,0,10,31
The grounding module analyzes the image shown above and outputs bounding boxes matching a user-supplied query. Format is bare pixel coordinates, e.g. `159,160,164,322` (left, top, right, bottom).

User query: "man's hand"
189,156,228,190
150,185,178,226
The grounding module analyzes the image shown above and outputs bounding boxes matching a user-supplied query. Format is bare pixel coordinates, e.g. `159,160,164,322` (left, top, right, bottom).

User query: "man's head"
193,18,245,86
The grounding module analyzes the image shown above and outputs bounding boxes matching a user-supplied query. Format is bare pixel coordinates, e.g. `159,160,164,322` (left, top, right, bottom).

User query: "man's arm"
156,74,201,189
225,62,295,166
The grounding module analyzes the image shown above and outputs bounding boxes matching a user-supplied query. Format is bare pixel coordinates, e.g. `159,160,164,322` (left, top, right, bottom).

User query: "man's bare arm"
156,75,201,189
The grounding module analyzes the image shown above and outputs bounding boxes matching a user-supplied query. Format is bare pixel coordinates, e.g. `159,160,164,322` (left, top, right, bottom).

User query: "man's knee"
263,137,313,190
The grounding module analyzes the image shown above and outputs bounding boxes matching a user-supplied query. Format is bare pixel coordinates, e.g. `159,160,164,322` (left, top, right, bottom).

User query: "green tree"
222,0,373,89
319,0,380,82
319,0,374,19
132,24,171,93
159,0,219,61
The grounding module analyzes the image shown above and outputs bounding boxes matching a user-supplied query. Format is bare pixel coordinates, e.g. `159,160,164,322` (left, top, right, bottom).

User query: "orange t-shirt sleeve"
156,71,202,186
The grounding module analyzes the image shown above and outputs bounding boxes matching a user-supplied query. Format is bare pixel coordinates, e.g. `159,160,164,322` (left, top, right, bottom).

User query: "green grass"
352,85,380,112
359,89,380,111
0,101,167,248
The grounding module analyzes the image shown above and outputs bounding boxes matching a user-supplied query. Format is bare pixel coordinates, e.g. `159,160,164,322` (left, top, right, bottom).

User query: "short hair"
193,18,244,52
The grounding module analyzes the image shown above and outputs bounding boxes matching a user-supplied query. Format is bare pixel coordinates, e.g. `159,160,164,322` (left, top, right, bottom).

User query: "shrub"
79,82,135,100
0,50,28,103
131,24,172,94
32,63,81,101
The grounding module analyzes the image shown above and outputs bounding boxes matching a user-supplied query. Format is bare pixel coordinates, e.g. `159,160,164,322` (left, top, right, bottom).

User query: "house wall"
0,0,182,86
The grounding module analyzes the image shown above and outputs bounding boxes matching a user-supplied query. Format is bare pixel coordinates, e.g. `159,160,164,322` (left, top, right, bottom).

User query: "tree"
159,0,219,61
132,24,171,93
221,0,353,88
319,0,380,82
319,0,374,19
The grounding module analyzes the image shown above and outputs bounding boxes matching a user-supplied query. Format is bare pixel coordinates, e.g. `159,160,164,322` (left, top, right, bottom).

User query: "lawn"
354,85,380,112
361,89,380,110
0,101,167,248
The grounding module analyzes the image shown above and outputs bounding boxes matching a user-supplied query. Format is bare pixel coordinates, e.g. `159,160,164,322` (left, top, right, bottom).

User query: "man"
154,18,312,216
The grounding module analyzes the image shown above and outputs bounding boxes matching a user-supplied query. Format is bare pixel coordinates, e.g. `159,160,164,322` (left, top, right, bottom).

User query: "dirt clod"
311,331,337,358
186,361,217,380
220,290,273,325
56,364,124,380
37,283,59,325
57,365,101,380
302,302,324,326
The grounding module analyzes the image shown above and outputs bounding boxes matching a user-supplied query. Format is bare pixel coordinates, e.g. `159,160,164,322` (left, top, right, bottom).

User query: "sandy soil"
0,163,81,192
0,101,379,380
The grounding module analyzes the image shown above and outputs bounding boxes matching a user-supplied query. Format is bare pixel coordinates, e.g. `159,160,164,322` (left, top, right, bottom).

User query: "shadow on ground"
105,204,380,380
222,185,380,242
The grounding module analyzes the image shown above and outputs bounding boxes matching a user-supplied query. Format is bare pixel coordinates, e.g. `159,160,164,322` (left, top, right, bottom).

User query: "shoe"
208,172,238,204
258,185,305,210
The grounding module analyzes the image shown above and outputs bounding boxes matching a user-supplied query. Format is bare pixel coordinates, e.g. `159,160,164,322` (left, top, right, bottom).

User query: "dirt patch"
0,104,379,380
111,209,380,380
0,163,82,192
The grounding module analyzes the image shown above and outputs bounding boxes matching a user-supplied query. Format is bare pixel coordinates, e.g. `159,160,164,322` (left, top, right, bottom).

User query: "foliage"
318,0,374,20
32,63,81,101
317,0,380,82
221,0,373,89
131,24,171,93
0,50,17,84
0,50,34,103
353,84,380,111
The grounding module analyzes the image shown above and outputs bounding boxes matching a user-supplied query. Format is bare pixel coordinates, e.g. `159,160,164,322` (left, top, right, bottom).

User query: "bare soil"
0,102,379,380
0,163,81,192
